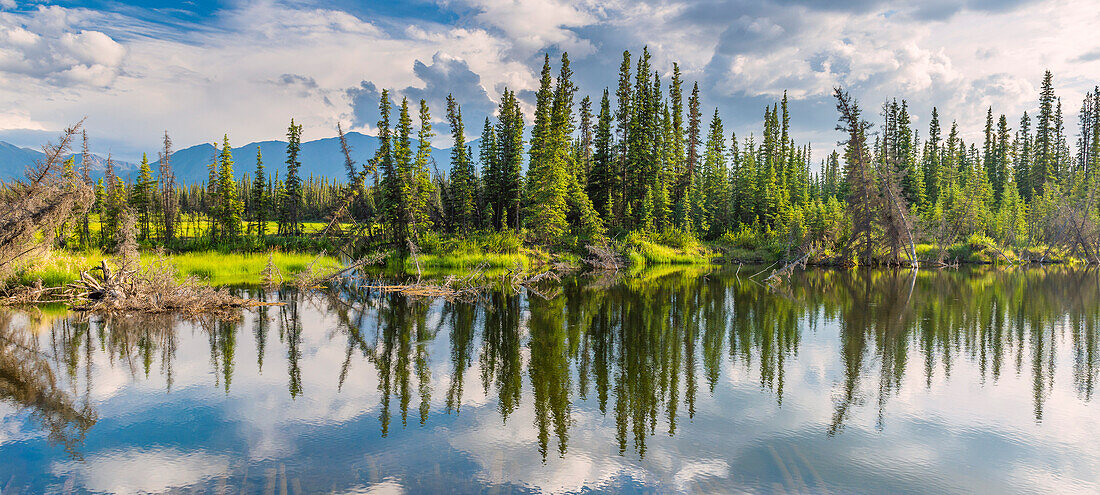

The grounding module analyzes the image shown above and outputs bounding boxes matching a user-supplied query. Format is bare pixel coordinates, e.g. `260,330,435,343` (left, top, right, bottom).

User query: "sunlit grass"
9,250,105,287
84,213,341,239
406,252,529,270
168,251,341,285
621,232,712,267
9,249,341,287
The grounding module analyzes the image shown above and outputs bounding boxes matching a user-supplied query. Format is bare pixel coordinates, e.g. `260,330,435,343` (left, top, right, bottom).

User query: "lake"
2,266,1098,493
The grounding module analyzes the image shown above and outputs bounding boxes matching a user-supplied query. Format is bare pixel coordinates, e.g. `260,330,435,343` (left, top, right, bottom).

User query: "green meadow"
9,250,341,287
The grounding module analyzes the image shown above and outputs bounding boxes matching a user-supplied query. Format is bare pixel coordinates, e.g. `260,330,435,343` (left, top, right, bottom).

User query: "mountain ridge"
0,132,477,184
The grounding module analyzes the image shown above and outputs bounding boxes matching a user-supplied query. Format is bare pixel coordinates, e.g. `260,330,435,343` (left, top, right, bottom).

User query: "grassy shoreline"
3,232,1079,292
8,250,341,287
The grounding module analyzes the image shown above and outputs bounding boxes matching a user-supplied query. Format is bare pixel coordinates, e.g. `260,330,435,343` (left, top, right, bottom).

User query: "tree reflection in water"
3,266,1099,459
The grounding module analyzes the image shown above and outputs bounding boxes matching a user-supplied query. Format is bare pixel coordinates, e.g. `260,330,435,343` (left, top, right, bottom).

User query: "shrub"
654,227,698,250
718,224,761,249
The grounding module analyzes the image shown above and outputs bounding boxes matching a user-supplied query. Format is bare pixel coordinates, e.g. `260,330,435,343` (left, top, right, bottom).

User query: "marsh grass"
620,231,712,267
9,249,341,287
403,230,530,271
166,252,341,285
83,214,339,239
406,252,529,270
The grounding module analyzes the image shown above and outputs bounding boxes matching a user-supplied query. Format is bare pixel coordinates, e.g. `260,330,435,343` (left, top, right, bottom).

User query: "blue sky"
0,0,1097,161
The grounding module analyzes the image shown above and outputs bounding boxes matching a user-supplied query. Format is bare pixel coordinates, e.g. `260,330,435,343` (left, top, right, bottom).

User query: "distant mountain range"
0,132,469,184
0,141,139,181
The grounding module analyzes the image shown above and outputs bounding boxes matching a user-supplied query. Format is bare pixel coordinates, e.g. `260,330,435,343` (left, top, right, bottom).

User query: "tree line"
62,48,1100,264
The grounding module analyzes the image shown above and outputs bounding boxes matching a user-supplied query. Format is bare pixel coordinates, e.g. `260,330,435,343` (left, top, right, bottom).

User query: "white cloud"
0,6,125,87
0,109,46,130
591,0,1100,154
0,0,1096,160
0,2,538,155
448,0,600,55
50,447,231,494
339,477,406,494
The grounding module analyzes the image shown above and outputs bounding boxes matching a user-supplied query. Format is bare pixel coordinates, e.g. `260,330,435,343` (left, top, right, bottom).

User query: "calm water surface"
2,266,1099,493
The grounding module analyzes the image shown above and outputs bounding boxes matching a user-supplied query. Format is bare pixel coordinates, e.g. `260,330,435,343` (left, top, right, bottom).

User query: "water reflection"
2,266,1099,492
0,312,97,458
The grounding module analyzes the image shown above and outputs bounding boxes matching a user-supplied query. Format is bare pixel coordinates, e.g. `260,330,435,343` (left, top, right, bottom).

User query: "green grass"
168,251,341,285
405,252,529,270
620,232,712,267
914,235,1025,264
9,250,105,287
714,246,780,264
83,213,340,239
8,249,341,287
393,230,530,273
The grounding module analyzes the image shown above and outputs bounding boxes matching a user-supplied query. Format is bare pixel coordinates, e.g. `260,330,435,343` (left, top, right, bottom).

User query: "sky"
0,0,1097,162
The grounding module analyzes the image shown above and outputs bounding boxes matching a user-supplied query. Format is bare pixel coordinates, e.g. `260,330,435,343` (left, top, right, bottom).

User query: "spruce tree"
94,178,106,246
527,53,603,244
895,101,920,206
923,107,943,203
701,109,731,237
993,114,1011,205
668,64,687,228
478,116,498,228
412,99,435,238
158,131,177,244
588,89,615,221
621,47,658,228
282,119,304,237
1016,111,1033,200
683,83,702,230
613,50,633,223
576,95,594,184
130,153,155,241
834,88,878,264
390,97,415,248
982,107,997,200
213,134,243,242
446,94,475,233
79,130,92,246
1033,70,1057,196
495,89,525,231
823,150,840,201
103,156,121,246
526,55,570,242
252,148,267,240
376,90,396,240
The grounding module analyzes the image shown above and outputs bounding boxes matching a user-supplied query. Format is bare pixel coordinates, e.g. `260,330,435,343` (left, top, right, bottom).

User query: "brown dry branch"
764,252,810,288
115,209,139,268
363,265,490,302
1,258,275,316
583,244,623,271
292,252,327,289
74,260,257,315
355,261,567,303
313,250,389,286
288,250,393,290
260,253,283,289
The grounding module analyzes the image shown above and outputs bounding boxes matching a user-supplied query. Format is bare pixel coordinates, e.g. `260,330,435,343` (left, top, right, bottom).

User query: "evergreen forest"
37,49,1100,267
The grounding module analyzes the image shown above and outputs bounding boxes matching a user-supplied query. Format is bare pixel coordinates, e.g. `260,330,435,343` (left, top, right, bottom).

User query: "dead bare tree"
158,131,178,243
880,159,918,267
0,121,93,278
582,244,623,271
